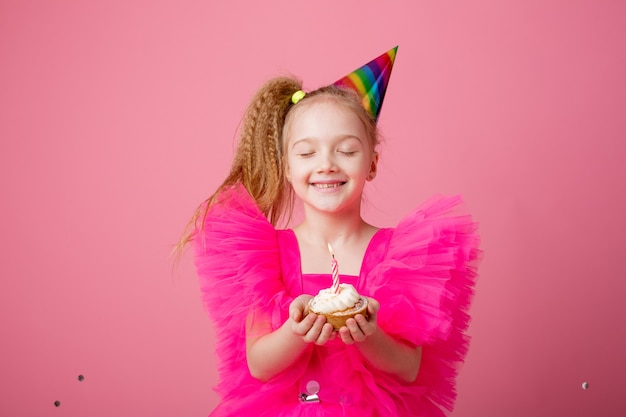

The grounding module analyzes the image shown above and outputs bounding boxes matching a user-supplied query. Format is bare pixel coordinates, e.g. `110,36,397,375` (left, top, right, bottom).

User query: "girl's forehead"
283,95,378,152
287,100,365,136
292,98,351,117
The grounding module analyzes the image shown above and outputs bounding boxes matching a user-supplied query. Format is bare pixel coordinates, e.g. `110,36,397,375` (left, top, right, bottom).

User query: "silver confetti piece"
299,380,321,403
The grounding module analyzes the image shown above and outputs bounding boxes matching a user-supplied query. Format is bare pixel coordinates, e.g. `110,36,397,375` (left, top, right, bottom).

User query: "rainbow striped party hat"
332,46,398,122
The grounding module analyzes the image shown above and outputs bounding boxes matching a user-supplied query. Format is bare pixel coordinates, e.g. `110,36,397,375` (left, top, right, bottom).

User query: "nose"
317,151,338,173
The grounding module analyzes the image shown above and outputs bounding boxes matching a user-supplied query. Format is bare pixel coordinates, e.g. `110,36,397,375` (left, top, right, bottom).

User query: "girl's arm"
246,295,335,382
339,297,422,383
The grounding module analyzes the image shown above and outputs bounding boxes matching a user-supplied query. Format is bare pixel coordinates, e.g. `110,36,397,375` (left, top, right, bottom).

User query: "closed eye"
338,150,357,156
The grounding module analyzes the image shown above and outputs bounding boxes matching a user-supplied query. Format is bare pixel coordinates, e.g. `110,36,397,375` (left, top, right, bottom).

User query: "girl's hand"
289,295,335,345
338,296,380,344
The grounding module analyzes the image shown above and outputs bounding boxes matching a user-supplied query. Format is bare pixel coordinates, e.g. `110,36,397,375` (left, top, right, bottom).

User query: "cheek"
353,158,373,174
287,164,304,180
285,158,301,181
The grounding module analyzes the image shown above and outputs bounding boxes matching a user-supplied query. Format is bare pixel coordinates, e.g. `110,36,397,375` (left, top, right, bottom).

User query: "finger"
354,313,368,326
328,329,337,340
290,307,302,322
314,323,335,345
289,299,304,321
367,297,380,315
338,326,354,344
354,314,375,336
302,315,327,343
345,318,366,342
293,312,318,336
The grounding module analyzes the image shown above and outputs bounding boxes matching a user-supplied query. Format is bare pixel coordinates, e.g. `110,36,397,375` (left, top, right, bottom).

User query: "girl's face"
284,99,378,216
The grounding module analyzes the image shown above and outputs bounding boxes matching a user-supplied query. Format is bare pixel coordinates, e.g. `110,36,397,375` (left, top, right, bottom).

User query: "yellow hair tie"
291,90,306,104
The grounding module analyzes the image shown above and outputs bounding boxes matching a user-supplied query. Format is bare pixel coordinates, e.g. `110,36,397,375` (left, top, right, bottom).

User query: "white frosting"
309,283,360,314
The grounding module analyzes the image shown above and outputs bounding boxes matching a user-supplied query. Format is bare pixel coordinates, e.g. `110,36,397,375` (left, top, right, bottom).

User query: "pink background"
1,0,625,415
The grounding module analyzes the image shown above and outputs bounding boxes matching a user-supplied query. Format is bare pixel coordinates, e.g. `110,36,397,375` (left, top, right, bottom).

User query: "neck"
297,205,368,249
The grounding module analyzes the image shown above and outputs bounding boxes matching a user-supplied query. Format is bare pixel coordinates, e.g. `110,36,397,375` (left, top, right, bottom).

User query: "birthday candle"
327,243,340,294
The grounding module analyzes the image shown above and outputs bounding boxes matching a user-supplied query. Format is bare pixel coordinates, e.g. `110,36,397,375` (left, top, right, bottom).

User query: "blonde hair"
174,77,380,253
285,85,379,152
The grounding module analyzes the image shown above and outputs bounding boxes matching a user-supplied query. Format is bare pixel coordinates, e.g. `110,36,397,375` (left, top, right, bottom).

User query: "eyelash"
296,150,357,158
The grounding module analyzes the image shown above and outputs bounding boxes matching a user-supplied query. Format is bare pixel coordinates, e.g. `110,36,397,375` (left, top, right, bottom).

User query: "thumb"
290,299,304,322
367,297,380,316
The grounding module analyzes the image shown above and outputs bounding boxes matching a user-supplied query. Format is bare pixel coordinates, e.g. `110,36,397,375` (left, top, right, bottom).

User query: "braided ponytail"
174,77,301,254
233,77,301,224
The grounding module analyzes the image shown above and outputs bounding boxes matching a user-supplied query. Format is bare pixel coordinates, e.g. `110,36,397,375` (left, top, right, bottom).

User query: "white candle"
327,243,340,294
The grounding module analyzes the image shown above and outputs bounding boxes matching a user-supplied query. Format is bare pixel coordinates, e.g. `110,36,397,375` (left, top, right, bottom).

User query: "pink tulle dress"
193,184,480,417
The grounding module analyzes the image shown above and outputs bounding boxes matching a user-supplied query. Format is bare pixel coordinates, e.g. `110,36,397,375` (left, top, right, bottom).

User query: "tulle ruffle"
367,195,480,415
193,185,283,402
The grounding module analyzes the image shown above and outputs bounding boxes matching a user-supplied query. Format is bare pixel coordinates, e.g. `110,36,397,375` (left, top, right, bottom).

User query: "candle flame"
327,243,334,256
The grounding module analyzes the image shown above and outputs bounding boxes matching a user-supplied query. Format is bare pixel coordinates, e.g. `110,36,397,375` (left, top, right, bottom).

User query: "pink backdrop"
1,0,625,415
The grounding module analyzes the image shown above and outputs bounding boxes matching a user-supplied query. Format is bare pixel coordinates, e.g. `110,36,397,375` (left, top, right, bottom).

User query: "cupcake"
308,283,369,330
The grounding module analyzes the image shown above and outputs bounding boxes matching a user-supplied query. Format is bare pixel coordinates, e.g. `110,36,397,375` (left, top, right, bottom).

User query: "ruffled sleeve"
192,184,284,398
366,195,480,414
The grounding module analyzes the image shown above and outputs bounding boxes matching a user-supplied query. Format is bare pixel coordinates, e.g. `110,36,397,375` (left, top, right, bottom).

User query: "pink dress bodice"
193,184,480,417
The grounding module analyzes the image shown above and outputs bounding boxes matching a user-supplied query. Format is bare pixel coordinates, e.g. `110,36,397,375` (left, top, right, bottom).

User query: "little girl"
179,47,480,417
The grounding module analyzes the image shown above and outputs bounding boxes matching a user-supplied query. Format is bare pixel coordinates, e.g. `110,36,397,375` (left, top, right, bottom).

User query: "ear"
285,164,292,183
366,151,379,181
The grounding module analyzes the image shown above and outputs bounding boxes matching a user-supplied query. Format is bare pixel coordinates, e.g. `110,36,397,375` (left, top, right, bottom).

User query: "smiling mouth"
312,182,346,189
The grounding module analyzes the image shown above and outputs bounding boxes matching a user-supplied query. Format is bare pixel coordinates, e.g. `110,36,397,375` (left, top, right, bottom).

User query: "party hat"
333,46,398,122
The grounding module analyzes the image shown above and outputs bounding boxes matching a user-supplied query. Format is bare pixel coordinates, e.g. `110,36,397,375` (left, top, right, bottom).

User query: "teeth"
315,183,342,189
